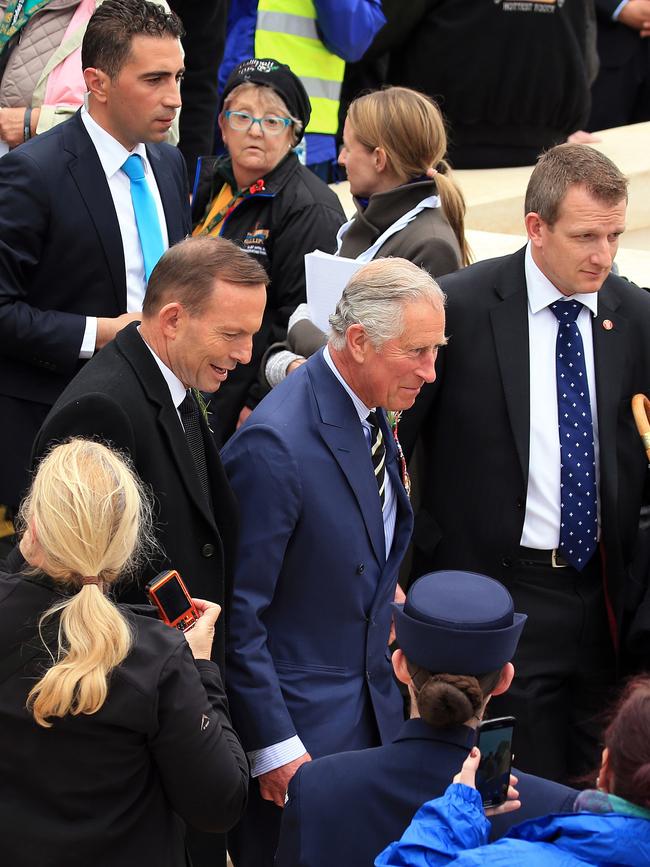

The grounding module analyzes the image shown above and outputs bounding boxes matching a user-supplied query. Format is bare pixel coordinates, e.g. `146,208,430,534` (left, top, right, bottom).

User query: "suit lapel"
489,250,531,484
116,325,218,529
308,352,386,564
593,279,626,524
63,112,126,309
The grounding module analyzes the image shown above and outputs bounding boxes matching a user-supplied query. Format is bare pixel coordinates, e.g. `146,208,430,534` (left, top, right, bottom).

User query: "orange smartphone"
145,570,199,631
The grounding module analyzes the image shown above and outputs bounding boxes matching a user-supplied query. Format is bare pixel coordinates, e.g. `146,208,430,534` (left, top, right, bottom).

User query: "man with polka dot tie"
399,143,650,785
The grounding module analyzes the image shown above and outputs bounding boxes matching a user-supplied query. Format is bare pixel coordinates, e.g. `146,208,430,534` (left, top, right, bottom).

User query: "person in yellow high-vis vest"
218,0,385,181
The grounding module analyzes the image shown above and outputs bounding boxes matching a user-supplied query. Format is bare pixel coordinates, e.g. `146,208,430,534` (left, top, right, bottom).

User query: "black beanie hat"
220,58,311,143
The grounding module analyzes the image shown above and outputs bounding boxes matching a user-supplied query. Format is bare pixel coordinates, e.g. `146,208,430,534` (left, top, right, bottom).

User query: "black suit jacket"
400,248,650,642
0,571,247,867
0,111,190,504
276,718,577,867
595,0,643,65
32,323,238,666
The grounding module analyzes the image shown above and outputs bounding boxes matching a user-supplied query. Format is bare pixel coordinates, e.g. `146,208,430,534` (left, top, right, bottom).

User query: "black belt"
517,546,569,568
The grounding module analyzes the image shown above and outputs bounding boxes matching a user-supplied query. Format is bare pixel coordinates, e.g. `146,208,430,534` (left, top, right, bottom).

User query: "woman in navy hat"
275,571,576,867
190,57,346,442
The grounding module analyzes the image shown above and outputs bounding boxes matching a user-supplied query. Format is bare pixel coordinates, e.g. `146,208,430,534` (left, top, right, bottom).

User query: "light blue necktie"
121,154,165,282
550,300,598,571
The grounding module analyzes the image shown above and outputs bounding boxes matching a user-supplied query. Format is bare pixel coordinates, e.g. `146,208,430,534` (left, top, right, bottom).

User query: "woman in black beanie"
191,58,345,443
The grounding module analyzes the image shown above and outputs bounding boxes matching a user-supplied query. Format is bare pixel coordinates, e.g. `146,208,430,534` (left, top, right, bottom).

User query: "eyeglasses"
224,110,293,136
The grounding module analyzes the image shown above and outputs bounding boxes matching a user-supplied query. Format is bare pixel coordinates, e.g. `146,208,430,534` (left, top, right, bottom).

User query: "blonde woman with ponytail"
1,439,247,867
263,86,469,388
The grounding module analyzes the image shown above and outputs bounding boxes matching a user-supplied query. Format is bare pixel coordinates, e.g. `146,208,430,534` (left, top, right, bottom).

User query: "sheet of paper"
305,250,364,332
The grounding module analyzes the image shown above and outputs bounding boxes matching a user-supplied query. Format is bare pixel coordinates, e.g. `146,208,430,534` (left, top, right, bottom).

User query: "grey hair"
328,257,445,351
222,82,303,146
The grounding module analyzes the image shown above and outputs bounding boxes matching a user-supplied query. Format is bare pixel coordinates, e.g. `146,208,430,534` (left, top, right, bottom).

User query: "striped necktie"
367,411,387,510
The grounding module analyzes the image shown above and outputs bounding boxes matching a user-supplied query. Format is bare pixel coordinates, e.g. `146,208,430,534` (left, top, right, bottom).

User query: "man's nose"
590,237,613,269
232,336,253,365
164,79,182,109
416,349,438,383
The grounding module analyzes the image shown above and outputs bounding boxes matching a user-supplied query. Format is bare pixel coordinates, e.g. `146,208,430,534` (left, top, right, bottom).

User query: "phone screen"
475,717,515,807
155,574,193,622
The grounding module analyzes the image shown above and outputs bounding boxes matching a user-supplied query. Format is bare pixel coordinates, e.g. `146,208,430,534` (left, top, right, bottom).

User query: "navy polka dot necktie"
549,300,598,570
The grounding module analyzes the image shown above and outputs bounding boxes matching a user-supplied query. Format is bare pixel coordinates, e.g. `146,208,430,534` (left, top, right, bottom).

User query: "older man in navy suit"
0,0,189,510
221,257,446,867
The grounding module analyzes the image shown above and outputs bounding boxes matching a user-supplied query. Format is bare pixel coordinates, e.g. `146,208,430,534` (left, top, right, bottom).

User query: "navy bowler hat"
392,571,527,676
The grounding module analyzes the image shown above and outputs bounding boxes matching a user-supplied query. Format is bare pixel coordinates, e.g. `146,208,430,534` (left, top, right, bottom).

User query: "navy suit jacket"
221,349,413,759
0,111,190,504
276,718,578,867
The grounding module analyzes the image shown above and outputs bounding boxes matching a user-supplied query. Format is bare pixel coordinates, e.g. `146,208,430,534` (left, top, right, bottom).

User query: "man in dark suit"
33,236,267,660
32,236,267,867
400,144,650,784
0,0,190,512
221,257,446,867
275,570,578,867
589,0,650,130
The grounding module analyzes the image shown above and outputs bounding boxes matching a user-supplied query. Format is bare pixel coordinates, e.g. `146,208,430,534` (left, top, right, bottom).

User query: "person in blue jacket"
219,0,385,178
377,675,650,866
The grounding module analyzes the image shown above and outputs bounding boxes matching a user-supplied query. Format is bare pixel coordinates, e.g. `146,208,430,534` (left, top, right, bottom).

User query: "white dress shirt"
520,243,601,550
79,107,168,357
248,347,398,779
139,328,187,425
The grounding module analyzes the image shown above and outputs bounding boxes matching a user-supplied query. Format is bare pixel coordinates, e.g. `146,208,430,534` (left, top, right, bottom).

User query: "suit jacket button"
516,497,524,509
501,557,512,568
201,543,215,558
356,563,365,574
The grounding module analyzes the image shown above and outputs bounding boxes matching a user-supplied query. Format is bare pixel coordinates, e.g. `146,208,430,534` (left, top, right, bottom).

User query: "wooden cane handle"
632,393,650,460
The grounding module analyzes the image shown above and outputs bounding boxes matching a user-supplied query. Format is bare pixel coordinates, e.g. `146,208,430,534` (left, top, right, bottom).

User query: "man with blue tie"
399,144,650,784
0,0,190,511
221,257,446,867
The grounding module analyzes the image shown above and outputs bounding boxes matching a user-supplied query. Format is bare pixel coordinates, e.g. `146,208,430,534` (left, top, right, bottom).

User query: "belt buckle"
551,549,568,568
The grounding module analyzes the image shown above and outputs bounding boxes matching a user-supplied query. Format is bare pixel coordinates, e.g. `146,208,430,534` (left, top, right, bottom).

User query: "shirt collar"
525,241,599,318
81,106,149,180
138,328,187,410
323,345,373,423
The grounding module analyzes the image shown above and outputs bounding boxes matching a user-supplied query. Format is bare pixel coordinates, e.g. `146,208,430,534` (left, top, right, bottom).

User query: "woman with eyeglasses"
191,58,346,443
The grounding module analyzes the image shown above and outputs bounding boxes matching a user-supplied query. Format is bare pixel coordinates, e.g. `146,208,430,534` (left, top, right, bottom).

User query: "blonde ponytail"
19,439,154,728
347,87,472,267
28,586,132,727
434,162,472,267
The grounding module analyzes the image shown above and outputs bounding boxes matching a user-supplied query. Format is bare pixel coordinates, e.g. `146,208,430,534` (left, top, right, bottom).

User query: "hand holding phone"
146,570,199,631
183,598,221,660
475,716,516,807
453,745,520,817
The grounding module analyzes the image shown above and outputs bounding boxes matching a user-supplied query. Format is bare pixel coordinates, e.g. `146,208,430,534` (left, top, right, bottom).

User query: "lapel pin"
602,319,614,331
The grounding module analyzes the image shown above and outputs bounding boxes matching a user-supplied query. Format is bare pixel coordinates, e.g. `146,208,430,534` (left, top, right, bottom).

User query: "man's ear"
345,323,371,364
490,662,515,697
158,302,184,339
525,211,547,247
84,67,110,104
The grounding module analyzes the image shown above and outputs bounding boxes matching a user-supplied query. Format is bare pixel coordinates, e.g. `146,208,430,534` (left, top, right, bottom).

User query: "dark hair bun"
415,673,483,728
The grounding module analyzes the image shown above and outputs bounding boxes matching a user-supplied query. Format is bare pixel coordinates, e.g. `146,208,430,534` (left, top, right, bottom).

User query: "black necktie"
179,391,211,508
367,411,386,510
